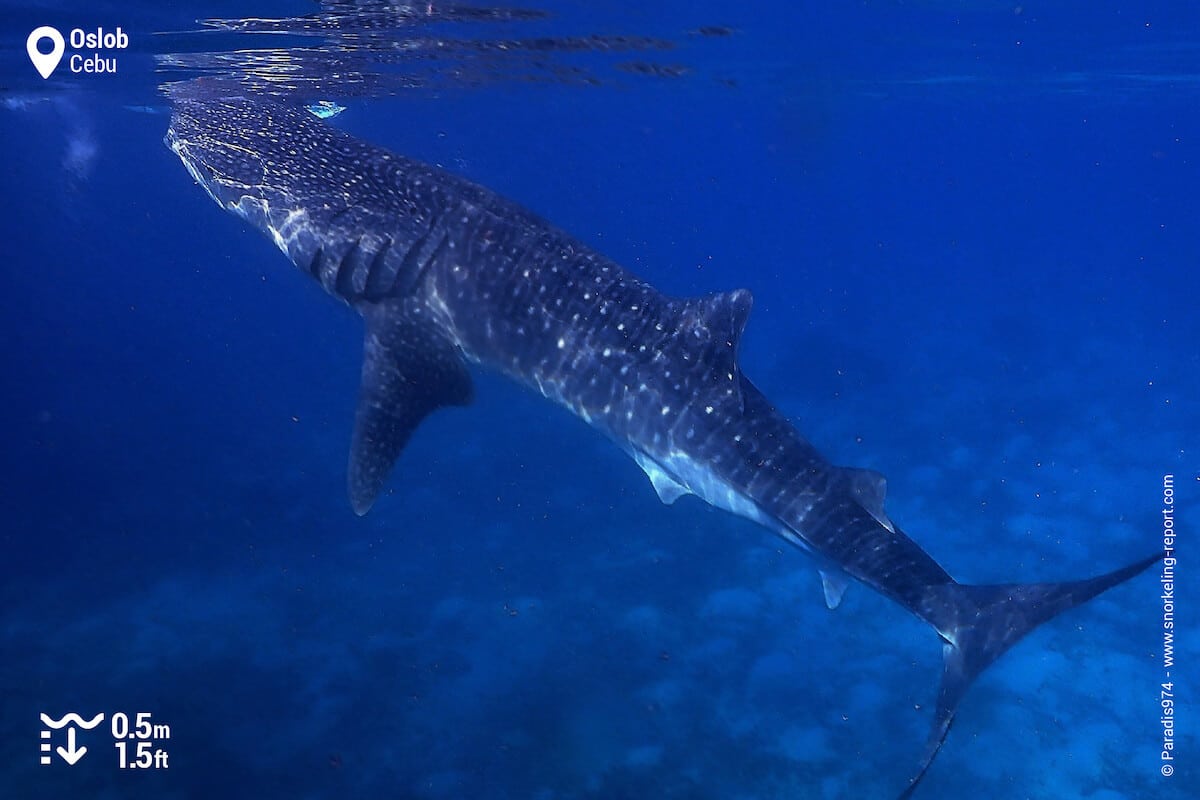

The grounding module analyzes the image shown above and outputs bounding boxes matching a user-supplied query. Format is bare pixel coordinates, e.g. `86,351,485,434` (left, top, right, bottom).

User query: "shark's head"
163,80,463,300
168,134,268,209
164,82,316,256
165,93,267,210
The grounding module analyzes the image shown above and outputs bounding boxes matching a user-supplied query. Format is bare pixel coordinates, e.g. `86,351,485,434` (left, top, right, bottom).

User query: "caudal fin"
899,551,1161,798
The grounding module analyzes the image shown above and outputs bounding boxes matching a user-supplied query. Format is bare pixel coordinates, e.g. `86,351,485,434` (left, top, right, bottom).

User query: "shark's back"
168,83,753,457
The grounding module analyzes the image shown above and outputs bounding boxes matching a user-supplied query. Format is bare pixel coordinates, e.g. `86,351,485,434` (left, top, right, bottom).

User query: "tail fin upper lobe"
899,551,1162,798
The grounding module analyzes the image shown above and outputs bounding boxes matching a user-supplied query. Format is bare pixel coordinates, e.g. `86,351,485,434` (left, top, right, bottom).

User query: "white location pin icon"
27,26,65,80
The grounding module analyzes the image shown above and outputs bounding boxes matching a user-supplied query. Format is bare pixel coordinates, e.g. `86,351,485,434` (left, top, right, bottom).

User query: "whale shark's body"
166,83,1156,796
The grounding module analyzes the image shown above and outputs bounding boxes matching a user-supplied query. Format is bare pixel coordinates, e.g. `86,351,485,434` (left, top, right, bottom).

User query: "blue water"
1,2,1196,798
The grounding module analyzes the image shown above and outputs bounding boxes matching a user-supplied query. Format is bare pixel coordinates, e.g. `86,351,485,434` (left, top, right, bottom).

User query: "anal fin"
819,569,850,609
348,299,473,515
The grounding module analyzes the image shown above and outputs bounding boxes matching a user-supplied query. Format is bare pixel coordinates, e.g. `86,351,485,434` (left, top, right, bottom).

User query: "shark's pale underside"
166,83,1157,796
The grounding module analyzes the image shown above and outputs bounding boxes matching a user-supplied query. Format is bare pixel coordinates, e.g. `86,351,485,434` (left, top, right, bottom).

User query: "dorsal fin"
348,299,473,515
676,288,752,360
673,288,753,407
841,466,895,533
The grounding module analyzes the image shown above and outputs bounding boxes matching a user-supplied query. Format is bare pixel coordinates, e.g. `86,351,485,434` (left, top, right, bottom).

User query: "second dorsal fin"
840,466,895,533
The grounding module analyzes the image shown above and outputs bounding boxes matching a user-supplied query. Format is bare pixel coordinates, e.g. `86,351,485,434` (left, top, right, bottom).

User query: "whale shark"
165,82,1158,796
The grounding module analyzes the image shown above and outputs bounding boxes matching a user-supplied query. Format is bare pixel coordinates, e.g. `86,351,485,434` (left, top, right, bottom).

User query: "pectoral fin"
348,299,473,515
